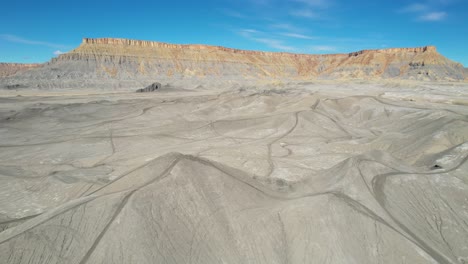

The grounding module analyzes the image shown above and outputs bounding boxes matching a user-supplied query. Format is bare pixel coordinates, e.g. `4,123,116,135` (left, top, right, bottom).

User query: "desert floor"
0,82,467,264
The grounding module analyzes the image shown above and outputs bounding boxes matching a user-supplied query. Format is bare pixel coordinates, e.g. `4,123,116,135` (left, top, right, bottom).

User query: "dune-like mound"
0,38,466,89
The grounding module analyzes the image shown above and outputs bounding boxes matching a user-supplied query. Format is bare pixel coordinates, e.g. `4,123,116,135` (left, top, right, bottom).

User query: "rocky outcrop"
136,82,161,93
1,38,466,89
0,63,41,78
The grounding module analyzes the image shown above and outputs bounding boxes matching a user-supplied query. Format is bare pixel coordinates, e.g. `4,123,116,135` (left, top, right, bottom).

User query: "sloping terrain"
0,84,467,263
0,38,465,89
0,63,41,78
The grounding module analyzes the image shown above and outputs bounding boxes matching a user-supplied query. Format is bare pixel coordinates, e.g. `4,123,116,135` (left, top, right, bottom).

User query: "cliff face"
1,38,466,88
0,63,41,78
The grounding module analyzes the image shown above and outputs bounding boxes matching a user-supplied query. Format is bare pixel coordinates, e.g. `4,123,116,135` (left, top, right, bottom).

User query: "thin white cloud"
400,3,429,13
399,1,455,22
281,33,317,40
238,29,262,38
0,34,68,49
292,0,331,8
271,23,304,33
243,0,329,7
254,38,295,51
290,9,320,18
251,0,270,5
53,50,66,56
428,0,457,5
237,29,296,52
242,29,261,34
419,11,447,21
310,45,336,52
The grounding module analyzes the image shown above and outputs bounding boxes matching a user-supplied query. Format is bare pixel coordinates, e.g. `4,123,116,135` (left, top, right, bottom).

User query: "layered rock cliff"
0,63,41,78
1,38,466,88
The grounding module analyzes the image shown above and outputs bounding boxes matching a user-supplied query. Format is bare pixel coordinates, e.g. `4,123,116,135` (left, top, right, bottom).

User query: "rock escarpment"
0,63,41,78
0,38,466,88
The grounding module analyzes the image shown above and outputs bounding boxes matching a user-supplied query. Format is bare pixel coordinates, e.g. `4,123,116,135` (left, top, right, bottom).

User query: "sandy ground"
0,82,467,263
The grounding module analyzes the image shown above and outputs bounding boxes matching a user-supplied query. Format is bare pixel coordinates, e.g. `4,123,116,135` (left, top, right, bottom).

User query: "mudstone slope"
0,63,41,78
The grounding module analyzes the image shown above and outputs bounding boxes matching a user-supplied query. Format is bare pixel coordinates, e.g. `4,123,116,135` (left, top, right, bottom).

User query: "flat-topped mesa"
80,37,438,57
80,37,324,57
349,46,437,57
2,37,465,89
81,37,272,54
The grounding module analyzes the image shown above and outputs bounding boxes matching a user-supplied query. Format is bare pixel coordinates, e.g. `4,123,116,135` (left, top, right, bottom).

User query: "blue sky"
1,0,467,66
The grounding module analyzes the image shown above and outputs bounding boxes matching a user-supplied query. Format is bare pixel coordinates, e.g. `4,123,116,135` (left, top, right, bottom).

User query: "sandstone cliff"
1,38,466,88
0,63,41,78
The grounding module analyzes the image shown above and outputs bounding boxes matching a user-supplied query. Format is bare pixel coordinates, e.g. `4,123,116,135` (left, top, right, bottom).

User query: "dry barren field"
0,82,467,264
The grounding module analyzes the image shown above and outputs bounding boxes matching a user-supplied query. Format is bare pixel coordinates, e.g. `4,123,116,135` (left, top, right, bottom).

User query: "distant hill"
1,38,466,89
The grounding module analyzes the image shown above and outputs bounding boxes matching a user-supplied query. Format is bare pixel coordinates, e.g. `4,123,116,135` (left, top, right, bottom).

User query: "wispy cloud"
241,0,330,7
288,0,334,21
238,29,262,38
399,1,453,22
242,29,261,34
281,32,317,40
0,34,68,49
53,50,66,56
237,29,296,52
310,45,337,52
219,8,247,19
289,9,320,18
292,0,331,8
254,38,295,51
222,1,345,53
250,0,270,5
418,11,447,21
270,23,305,33
400,3,429,13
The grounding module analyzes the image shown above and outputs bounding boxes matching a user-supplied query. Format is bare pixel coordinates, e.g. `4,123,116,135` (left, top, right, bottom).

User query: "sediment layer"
0,63,41,78
1,38,466,89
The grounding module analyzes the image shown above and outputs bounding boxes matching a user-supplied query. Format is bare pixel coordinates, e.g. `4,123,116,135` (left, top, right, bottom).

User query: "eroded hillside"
1,38,465,89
